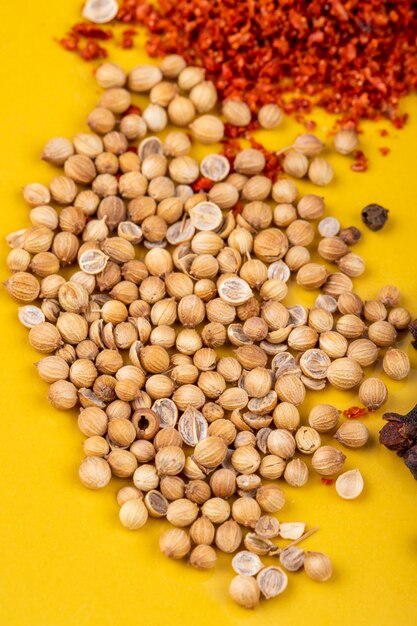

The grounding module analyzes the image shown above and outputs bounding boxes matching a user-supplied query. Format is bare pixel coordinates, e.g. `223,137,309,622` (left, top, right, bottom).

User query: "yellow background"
0,2,417,625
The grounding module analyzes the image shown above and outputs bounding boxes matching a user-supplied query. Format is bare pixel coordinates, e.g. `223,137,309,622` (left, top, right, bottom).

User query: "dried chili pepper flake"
232,201,244,216
321,478,334,486
121,37,134,49
79,39,108,61
249,137,282,180
220,139,241,166
305,119,317,131
379,147,390,156
379,129,389,137
223,124,245,140
72,22,113,40
343,406,367,419
59,0,417,130
123,105,142,116
351,150,369,172
224,120,258,139
392,114,408,129
192,177,213,192
59,36,79,51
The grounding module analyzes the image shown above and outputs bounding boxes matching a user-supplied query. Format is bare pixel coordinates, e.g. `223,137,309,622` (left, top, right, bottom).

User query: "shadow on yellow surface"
0,2,416,626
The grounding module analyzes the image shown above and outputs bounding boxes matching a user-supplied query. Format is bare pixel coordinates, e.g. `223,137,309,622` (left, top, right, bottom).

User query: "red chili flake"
123,105,142,116
321,478,334,485
379,147,390,156
192,177,213,192
59,36,79,51
79,39,108,61
121,37,134,49
304,119,317,131
72,23,112,40
343,406,368,419
351,150,369,172
60,1,417,131
224,120,260,139
232,201,244,216
249,137,282,180
379,129,389,137
223,124,243,140
392,113,409,129
220,138,241,167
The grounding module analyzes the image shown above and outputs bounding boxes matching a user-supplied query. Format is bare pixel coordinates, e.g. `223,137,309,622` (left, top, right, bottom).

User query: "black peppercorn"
361,203,389,231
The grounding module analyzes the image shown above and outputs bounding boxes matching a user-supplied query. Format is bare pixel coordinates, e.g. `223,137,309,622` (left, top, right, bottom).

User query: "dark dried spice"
339,226,362,246
379,421,411,455
379,147,390,156
361,203,389,232
380,404,417,480
408,319,417,349
404,445,417,480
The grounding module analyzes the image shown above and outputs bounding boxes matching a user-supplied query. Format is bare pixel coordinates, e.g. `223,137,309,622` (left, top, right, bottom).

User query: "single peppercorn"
361,204,389,232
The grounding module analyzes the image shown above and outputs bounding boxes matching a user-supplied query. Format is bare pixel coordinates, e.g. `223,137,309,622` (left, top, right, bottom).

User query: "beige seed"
78,456,111,489
284,459,309,487
334,421,369,448
119,499,148,530
335,468,364,499
189,544,217,570
304,552,332,582
383,348,411,380
358,378,388,410
308,404,339,433
229,575,260,609
327,358,363,390
160,528,191,559
311,446,346,476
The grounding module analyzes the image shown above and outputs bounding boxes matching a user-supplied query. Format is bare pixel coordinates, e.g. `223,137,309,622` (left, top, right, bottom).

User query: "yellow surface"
0,2,417,625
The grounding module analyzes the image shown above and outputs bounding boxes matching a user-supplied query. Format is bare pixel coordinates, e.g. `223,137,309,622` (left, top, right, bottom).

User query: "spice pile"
5,58,414,608
60,0,417,129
